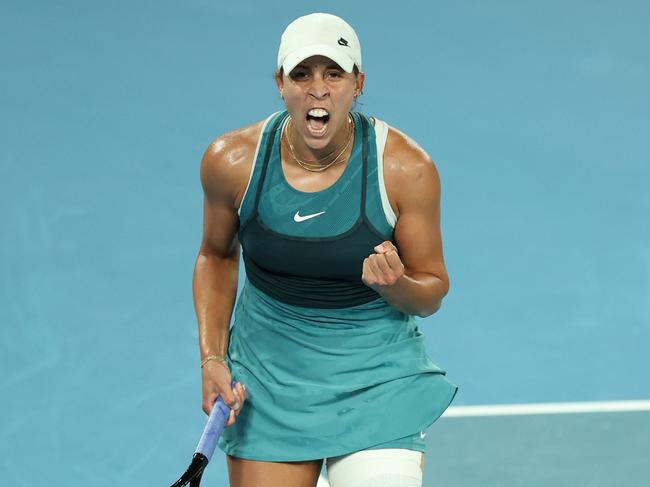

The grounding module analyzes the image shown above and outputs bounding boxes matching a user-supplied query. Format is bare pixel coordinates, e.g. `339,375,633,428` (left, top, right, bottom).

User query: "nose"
309,74,329,99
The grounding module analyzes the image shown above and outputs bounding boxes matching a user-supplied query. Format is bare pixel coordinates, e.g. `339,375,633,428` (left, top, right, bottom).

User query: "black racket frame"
169,452,209,487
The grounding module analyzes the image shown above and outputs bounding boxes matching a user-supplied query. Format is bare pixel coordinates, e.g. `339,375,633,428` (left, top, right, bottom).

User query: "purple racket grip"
194,379,237,462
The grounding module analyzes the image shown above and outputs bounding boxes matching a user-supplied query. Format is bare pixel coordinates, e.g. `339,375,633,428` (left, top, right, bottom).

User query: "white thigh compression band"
325,448,423,487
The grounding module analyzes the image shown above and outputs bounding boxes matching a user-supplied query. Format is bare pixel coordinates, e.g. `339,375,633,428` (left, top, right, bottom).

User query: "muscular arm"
363,127,450,318
192,127,257,361
193,144,240,361
192,125,263,420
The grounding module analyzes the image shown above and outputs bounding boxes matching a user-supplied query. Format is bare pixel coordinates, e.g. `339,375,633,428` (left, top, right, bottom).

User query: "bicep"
198,146,241,259
200,195,240,258
392,160,449,287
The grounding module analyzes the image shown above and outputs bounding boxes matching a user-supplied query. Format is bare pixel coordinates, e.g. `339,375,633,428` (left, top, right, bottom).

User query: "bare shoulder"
200,117,267,209
383,124,441,217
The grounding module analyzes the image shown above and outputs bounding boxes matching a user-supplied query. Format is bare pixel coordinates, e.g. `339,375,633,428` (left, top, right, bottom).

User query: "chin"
303,136,333,150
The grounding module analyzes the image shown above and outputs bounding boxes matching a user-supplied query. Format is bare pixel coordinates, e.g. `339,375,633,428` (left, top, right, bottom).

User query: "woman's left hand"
362,241,405,289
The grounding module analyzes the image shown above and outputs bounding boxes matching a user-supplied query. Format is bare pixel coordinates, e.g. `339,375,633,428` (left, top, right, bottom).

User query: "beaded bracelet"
200,354,228,368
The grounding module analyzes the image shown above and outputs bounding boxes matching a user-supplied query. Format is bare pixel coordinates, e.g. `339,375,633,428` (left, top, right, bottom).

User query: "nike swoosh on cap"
294,210,326,222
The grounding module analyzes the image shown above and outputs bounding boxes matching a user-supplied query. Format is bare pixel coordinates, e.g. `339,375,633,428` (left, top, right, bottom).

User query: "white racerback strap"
372,117,398,228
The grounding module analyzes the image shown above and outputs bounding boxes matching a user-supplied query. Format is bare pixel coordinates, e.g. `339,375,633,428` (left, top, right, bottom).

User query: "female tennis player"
192,12,458,487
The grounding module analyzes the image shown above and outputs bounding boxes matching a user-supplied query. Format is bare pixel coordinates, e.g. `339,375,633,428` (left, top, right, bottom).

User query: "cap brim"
280,44,355,74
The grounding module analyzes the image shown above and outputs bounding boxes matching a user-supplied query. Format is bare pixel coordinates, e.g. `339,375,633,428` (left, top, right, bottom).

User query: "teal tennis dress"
217,110,458,462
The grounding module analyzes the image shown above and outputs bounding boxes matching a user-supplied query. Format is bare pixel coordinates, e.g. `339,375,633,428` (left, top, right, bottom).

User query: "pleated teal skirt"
217,279,458,462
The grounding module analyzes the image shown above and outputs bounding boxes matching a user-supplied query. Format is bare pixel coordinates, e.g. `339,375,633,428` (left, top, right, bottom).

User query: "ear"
275,70,284,98
355,71,366,96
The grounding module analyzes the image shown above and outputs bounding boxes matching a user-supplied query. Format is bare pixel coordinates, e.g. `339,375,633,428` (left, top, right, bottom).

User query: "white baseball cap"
277,13,362,74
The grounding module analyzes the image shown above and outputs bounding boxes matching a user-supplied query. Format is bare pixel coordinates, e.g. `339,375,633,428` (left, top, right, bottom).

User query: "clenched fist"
362,241,405,288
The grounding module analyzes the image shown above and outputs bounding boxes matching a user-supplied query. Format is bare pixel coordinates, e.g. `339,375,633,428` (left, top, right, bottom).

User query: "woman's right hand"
201,359,247,427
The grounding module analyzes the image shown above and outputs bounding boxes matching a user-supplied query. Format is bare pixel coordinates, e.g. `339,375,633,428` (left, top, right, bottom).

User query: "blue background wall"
2,1,648,485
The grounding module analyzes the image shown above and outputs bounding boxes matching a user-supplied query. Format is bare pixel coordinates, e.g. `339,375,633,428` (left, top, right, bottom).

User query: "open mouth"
305,108,330,137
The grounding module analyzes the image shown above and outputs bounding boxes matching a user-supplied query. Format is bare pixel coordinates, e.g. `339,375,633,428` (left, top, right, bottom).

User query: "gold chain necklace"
284,114,354,172
285,115,354,171
285,118,341,164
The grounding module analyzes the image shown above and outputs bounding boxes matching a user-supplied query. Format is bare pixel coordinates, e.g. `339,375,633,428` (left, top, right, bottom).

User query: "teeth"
308,108,329,117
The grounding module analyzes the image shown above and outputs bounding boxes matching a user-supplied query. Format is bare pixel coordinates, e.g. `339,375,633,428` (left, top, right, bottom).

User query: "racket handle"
194,379,236,461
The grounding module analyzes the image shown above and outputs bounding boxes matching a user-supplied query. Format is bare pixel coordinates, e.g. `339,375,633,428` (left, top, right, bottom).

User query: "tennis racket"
169,379,236,487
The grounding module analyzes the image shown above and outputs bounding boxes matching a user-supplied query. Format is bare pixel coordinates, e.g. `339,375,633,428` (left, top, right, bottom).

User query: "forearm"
373,270,449,318
192,250,239,359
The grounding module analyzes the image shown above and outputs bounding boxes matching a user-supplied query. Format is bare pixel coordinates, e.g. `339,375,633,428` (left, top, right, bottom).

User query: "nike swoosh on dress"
293,210,326,222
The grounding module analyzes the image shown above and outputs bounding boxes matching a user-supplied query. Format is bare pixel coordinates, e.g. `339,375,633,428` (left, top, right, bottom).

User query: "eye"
289,70,309,80
326,70,344,79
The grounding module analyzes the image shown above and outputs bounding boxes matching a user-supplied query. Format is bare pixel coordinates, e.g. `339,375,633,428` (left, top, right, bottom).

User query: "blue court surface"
2,1,649,486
